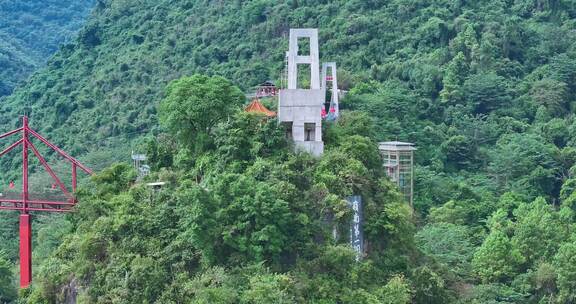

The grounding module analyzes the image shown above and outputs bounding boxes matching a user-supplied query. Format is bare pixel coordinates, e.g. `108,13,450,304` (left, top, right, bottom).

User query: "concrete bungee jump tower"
278,29,324,157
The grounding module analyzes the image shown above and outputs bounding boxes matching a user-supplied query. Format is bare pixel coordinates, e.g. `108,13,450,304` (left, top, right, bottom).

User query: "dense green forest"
4,0,576,302
0,0,94,97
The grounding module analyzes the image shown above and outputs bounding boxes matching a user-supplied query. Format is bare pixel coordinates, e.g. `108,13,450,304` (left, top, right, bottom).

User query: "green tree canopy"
159,74,245,153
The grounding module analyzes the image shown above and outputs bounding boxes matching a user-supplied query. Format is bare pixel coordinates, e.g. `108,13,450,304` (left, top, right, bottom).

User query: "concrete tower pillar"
279,28,325,157
322,62,339,118
287,29,321,90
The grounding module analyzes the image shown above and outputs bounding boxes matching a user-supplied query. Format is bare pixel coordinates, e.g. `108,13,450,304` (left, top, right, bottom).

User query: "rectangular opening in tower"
304,123,316,141
325,66,335,82
297,37,310,56
281,121,293,139
297,64,311,89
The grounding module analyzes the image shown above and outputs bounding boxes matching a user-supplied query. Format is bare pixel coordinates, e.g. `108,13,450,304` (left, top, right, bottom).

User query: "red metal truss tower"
0,116,93,288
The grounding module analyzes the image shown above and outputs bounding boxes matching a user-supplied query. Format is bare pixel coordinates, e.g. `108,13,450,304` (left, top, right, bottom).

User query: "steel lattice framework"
0,116,92,288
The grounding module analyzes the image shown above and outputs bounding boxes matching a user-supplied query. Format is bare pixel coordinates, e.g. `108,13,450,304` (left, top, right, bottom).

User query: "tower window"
305,123,315,141
282,122,293,139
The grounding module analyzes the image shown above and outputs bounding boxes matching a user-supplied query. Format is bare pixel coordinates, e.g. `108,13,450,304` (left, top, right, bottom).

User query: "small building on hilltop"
255,81,279,98
379,141,416,206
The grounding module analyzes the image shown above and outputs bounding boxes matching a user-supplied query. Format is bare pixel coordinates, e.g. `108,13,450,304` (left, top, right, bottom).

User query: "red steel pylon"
0,116,93,288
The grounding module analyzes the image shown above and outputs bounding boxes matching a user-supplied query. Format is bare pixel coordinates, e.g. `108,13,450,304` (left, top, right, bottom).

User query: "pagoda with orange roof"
245,99,276,117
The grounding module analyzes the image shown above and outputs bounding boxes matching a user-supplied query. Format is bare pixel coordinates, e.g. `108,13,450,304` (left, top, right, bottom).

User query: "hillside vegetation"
0,0,95,97
4,0,576,303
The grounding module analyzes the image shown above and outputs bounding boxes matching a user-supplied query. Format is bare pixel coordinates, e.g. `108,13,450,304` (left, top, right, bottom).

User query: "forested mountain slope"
2,0,576,163
4,0,576,303
5,0,569,155
0,0,95,97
